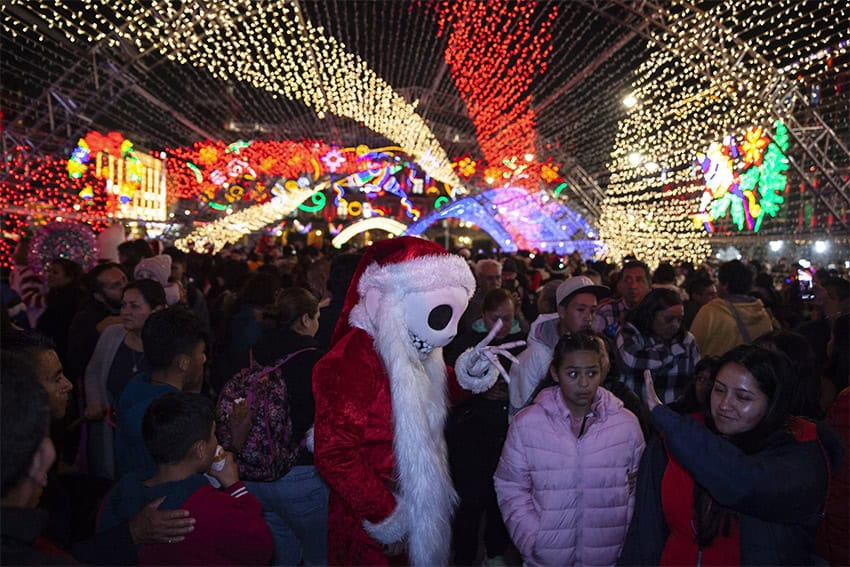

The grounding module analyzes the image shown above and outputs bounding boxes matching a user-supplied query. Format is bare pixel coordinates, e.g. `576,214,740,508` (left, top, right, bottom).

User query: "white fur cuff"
362,499,408,544
304,426,314,453
455,348,499,394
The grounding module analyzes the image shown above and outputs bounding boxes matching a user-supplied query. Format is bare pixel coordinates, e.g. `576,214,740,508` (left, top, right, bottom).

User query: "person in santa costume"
312,236,520,566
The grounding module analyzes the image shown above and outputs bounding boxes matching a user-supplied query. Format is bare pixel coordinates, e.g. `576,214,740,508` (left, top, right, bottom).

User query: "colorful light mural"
693,120,789,233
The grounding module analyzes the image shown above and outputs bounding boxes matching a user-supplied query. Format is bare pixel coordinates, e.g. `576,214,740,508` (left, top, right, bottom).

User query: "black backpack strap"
725,300,752,343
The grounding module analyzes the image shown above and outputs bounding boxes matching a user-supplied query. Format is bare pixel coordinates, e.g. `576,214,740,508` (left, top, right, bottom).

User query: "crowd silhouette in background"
1,235,847,565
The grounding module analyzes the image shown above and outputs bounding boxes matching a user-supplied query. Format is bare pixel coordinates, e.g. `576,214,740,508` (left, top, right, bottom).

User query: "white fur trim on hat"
357,253,476,301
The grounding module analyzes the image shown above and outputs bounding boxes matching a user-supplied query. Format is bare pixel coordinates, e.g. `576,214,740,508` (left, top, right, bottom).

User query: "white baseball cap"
556,275,610,306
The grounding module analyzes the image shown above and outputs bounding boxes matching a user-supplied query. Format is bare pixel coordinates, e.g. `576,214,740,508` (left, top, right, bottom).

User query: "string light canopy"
1,1,847,264
599,0,849,266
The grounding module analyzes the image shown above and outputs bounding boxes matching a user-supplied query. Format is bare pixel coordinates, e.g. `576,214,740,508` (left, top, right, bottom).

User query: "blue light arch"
405,187,604,256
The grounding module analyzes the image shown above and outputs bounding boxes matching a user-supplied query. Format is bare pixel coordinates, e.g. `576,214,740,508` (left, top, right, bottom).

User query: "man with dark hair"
593,260,652,339
652,262,688,301
458,259,503,334
115,306,207,479
1,367,64,564
796,276,850,364
117,239,154,280
64,263,128,387
690,259,775,356
683,274,717,330
99,392,272,565
1,331,72,420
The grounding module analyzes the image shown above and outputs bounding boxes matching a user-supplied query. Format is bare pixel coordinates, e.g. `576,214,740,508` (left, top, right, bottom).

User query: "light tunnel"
179,181,605,256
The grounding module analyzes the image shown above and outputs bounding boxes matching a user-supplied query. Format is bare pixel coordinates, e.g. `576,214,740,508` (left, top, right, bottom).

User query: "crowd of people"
1,234,847,566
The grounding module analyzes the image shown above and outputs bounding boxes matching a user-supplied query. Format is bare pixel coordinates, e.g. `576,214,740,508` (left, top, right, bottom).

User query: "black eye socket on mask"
428,304,453,330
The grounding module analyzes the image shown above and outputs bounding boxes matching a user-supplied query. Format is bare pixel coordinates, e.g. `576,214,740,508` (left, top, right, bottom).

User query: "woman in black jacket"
621,344,844,565
444,287,527,565
244,286,328,567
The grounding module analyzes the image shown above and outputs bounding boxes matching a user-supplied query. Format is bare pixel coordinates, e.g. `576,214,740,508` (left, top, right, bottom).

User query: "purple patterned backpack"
216,349,313,481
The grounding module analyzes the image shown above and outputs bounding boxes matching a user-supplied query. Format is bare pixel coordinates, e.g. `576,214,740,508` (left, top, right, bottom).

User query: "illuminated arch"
331,217,408,248
405,187,604,256
175,183,320,253
405,197,517,250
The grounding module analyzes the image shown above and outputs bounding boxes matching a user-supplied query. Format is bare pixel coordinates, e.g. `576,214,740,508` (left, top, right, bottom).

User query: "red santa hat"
331,236,475,346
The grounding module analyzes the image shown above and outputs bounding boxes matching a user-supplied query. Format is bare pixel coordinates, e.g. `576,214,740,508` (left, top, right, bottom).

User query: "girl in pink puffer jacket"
494,332,645,566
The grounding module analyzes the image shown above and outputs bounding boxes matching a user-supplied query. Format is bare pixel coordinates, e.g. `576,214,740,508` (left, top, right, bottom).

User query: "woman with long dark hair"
36,258,84,361
620,344,844,565
616,287,701,404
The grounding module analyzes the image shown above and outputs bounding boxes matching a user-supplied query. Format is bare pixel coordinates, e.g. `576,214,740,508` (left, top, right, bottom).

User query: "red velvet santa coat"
313,328,398,565
313,327,459,566
312,237,475,566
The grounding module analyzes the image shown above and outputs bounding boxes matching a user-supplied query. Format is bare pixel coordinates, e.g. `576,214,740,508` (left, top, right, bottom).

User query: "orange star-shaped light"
484,166,502,182
198,146,219,166
259,157,277,172
741,127,768,166
452,156,477,178
540,163,561,183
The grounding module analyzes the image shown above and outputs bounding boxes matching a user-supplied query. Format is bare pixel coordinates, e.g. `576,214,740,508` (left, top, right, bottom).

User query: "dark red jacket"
98,474,272,565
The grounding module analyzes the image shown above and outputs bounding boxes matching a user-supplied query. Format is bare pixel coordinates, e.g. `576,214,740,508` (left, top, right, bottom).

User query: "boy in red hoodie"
97,392,272,565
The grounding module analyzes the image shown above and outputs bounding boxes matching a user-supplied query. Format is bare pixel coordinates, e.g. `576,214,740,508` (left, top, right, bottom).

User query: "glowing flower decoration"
67,158,88,179
78,185,94,200
321,148,346,173
697,142,736,197
693,120,789,234
198,146,219,166
540,162,561,183
259,156,277,172
68,139,91,178
452,156,477,178
740,126,769,166
484,166,503,183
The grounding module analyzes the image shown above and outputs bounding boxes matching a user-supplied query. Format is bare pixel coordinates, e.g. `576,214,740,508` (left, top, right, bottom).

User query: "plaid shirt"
615,322,701,404
592,298,630,339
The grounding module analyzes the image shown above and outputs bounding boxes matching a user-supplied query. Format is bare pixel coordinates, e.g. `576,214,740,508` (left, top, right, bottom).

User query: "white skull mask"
402,286,469,354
